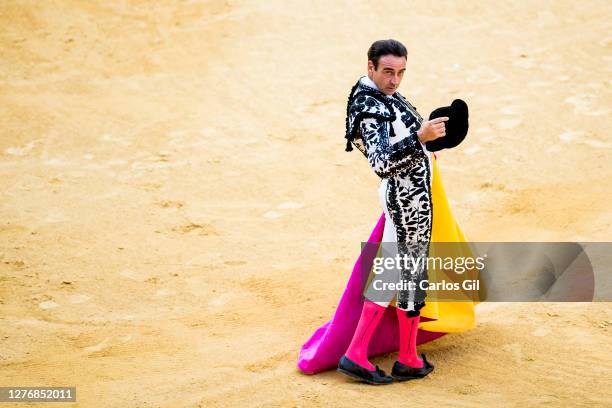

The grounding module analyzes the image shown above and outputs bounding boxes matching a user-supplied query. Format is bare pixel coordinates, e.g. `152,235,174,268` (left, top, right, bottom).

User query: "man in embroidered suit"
337,39,449,384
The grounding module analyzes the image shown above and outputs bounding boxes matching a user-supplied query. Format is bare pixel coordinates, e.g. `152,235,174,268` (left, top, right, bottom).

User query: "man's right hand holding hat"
417,116,449,144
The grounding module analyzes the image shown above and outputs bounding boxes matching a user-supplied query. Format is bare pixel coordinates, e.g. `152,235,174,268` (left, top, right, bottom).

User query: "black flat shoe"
391,353,434,381
337,355,393,385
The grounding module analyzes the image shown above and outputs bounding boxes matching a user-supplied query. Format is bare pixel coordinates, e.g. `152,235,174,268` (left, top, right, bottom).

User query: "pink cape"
297,212,446,374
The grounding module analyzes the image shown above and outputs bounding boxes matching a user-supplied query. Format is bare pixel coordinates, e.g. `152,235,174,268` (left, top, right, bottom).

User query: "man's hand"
417,116,449,144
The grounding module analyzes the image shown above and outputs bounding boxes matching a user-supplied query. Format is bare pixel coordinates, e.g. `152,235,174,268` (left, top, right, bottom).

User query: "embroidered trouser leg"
373,176,431,312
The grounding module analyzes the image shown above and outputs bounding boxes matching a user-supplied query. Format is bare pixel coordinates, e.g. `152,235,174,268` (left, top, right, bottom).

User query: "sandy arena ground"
1,1,611,407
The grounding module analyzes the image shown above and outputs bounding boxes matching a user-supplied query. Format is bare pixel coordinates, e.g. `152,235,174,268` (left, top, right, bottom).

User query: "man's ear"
367,60,374,75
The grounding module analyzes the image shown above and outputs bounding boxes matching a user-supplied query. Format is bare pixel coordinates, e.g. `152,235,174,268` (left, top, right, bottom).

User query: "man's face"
368,54,406,95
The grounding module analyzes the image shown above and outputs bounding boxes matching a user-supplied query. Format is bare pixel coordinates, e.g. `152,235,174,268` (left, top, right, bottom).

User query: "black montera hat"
425,99,469,152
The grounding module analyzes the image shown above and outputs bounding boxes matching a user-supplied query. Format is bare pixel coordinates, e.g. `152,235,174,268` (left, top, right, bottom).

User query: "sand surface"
1,1,611,407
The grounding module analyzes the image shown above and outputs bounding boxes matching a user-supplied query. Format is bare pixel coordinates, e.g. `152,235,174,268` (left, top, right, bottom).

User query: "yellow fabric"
420,155,479,333
365,155,478,333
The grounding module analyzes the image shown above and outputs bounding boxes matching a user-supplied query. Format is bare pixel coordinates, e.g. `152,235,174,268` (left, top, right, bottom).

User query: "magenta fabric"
297,212,446,375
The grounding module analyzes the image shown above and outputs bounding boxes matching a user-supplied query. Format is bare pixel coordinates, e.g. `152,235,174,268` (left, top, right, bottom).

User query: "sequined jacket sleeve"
359,117,425,179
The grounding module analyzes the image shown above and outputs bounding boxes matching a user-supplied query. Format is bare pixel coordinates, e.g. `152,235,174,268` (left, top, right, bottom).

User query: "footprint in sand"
69,294,91,304
501,342,524,363
558,130,585,142
584,81,604,90
531,326,551,337
158,200,184,209
443,63,461,72
119,269,151,282
263,202,304,219
5,259,26,269
481,135,496,144
499,106,521,115
84,338,111,354
100,133,131,147
155,288,176,297
224,260,246,267
172,222,218,235
480,181,506,191
276,201,304,210
207,293,234,312
453,384,479,396
244,351,295,372
565,94,609,116
500,95,519,102
496,118,523,129
463,191,485,203
167,130,188,149
466,66,503,84
263,210,282,219
43,158,70,167
104,159,128,167
39,300,59,310
534,10,559,27
436,87,453,94
514,58,535,69
462,144,482,155
528,80,555,88
4,141,37,156
559,131,611,149
44,211,69,223
582,140,611,148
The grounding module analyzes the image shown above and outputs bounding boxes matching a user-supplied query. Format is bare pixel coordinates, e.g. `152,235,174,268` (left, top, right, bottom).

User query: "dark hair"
367,39,408,70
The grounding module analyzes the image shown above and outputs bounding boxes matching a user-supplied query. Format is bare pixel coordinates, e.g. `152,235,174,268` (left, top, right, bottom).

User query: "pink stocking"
396,307,424,368
344,300,386,370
